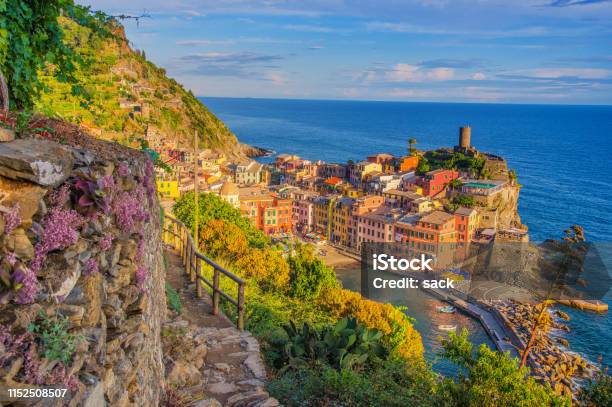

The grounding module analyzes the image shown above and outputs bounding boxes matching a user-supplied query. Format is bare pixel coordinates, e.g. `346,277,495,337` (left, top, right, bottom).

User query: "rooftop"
419,210,455,225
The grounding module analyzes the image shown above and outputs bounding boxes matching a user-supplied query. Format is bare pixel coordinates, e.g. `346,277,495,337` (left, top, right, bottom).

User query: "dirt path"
164,247,278,407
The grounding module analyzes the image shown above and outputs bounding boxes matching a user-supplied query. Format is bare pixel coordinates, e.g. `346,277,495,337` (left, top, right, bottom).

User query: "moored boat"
438,324,457,331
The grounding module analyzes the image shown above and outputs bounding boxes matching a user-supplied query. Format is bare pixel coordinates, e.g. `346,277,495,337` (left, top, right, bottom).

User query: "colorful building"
357,207,405,247
417,169,459,197
349,161,382,186
454,207,478,243
239,189,292,235
156,180,180,199
398,155,419,172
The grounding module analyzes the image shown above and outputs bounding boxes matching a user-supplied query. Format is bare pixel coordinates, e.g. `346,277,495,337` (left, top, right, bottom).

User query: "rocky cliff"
0,123,166,405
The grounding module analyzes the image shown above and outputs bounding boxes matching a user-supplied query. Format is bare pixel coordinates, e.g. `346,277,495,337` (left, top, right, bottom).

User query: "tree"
440,329,569,406
235,247,290,290
452,195,476,208
199,219,249,262
578,370,612,407
416,157,430,175
173,192,269,248
408,138,417,155
288,244,337,299
0,1,112,109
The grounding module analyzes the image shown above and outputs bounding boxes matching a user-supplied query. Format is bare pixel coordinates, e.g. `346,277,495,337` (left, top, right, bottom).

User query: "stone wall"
0,131,166,406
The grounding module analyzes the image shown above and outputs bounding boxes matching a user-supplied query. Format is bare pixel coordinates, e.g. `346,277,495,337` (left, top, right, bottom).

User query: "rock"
225,389,268,407
0,176,46,226
3,227,34,260
57,304,85,326
214,362,231,373
193,399,222,407
0,127,15,142
244,353,267,380
49,260,81,301
557,337,569,347
0,139,73,186
167,360,202,387
207,381,239,395
82,379,104,407
256,398,280,407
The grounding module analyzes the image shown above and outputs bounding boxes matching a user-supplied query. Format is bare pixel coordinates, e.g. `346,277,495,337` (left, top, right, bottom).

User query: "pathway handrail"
162,214,246,330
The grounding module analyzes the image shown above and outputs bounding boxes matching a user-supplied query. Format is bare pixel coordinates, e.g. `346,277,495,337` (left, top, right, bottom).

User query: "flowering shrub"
31,208,84,272
0,257,38,304
83,258,98,276
99,232,113,251
2,203,21,234
73,176,113,215
117,162,130,177
0,324,79,392
47,183,71,207
319,287,424,360
113,186,147,234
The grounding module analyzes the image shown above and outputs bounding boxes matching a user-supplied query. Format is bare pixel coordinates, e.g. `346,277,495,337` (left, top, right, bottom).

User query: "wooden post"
195,259,203,298
212,268,220,315
237,284,245,331
193,131,199,250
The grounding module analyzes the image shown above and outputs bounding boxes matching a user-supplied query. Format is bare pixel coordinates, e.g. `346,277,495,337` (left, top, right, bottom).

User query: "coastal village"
150,125,603,398
154,125,527,259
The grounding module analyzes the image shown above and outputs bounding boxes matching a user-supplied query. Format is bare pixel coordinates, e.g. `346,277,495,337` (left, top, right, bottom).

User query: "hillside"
35,17,241,156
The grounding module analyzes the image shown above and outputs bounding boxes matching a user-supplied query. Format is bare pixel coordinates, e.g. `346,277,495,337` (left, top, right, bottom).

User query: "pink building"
357,207,406,247
291,190,316,232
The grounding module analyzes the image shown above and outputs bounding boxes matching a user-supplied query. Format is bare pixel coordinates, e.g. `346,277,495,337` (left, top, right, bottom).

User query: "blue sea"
201,97,612,373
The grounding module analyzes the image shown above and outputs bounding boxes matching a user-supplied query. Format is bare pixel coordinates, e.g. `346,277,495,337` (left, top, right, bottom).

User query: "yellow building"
157,180,180,199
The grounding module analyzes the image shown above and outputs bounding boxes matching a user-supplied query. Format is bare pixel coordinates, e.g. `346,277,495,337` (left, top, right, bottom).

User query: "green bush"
267,359,440,407
165,283,182,315
438,329,570,407
270,317,387,372
288,244,338,300
28,313,81,365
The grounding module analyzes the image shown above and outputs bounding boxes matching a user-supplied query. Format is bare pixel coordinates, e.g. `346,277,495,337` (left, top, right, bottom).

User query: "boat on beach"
438,324,457,331
437,305,456,314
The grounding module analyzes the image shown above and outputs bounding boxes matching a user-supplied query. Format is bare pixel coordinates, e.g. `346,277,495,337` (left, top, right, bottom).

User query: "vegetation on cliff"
0,1,239,153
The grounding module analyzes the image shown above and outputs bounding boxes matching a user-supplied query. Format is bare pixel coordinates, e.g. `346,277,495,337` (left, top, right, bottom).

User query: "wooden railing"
162,214,246,330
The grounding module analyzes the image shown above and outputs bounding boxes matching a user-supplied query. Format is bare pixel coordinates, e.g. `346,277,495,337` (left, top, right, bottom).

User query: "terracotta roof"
219,180,238,196
419,210,454,225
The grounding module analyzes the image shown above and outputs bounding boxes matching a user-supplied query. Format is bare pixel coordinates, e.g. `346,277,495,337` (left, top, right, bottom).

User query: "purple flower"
112,187,147,234
99,233,113,251
2,204,21,234
117,162,130,177
48,184,71,207
13,264,39,304
83,258,98,276
30,208,83,273
4,252,16,266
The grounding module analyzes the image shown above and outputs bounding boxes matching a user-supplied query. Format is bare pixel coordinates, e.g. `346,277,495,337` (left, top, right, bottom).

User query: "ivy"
0,1,113,109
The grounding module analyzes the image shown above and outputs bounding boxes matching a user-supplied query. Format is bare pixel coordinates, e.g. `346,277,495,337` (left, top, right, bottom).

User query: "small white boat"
438,325,457,331
437,306,456,314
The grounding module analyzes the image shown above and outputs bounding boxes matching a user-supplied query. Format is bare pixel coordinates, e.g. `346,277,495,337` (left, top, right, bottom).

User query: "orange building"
394,210,458,266
399,155,419,172
239,189,293,235
454,207,478,243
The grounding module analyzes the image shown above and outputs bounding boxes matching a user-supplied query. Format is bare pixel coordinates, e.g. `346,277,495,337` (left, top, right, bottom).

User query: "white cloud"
383,64,455,82
266,72,288,85
472,72,486,80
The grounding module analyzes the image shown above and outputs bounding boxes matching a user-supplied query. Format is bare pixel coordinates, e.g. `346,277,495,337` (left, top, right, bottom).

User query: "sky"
79,0,612,104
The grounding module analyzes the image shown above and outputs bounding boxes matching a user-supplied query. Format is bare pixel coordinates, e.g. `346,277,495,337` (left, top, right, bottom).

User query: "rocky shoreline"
240,143,274,158
493,300,597,397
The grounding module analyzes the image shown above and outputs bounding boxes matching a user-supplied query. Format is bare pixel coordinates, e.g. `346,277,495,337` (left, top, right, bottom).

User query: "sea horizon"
200,95,612,108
